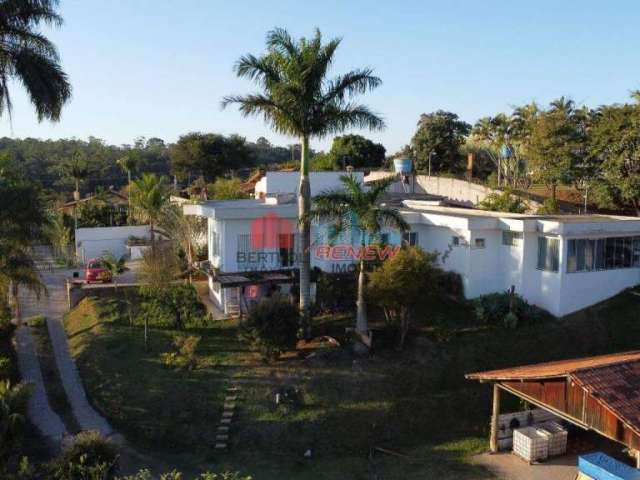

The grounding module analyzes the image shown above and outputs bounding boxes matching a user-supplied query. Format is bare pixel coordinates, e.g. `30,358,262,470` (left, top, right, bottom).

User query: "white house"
185,172,640,317
254,171,364,198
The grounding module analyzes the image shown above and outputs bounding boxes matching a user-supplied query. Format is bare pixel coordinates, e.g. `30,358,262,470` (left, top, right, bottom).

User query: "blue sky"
2,0,640,153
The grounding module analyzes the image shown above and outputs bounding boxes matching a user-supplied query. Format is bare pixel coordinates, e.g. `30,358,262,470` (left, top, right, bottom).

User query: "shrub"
477,188,527,213
138,284,208,329
160,335,201,370
49,431,118,480
120,470,251,480
536,198,559,214
0,356,10,378
473,291,552,327
242,296,299,361
315,271,357,313
0,381,31,460
27,315,46,328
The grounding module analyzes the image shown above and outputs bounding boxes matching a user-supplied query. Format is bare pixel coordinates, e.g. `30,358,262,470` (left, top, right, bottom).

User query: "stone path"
13,324,67,449
215,385,241,451
20,268,116,440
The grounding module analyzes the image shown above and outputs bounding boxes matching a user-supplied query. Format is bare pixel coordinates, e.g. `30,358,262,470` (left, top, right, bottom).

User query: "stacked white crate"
537,421,568,456
513,427,549,462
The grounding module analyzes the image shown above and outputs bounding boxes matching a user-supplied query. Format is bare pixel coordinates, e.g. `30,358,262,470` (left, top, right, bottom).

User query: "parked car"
85,258,112,283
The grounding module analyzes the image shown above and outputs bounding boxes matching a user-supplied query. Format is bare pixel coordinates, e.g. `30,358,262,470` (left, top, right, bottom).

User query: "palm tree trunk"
144,317,149,351
11,283,21,323
127,170,132,215
150,222,156,255
298,135,312,341
355,245,369,354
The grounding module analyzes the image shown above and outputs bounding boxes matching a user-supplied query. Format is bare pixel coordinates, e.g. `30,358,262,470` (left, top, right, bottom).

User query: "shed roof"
466,351,640,381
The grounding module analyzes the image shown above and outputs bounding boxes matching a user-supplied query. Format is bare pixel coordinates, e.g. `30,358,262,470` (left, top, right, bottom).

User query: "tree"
47,212,72,264
411,111,471,174
117,150,141,211
169,132,251,182
208,177,246,200
101,254,127,290
526,99,583,202
0,0,71,122
129,174,169,252
327,134,386,169
477,189,527,213
307,175,408,352
590,98,640,215
64,151,89,200
368,247,460,349
223,28,384,338
0,245,45,323
159,205,207,283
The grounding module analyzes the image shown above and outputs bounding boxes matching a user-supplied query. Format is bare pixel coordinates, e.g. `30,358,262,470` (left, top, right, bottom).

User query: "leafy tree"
0,381,30,461
310,152,336,171
102,254,127,290
590,97,640,215
208,177,246,200
411,110,471,173
0,0,71,122
307,175,408,352
160,205,207,282
64,151,89,200
327,134,386,169
526,99,584,202
169,132,251,182
47,212,72,263
223,28,384,338
477,189,527,213
242,296,299,362
368,247,462,349
129,174,169,251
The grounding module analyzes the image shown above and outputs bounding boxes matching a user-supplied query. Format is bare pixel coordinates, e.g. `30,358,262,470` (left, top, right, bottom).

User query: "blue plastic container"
393,158,413,174
578,452,640,480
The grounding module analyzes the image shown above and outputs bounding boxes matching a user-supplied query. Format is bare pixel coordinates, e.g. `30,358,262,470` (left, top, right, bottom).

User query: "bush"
536,198,559,214
0,356,10,378
49,431,118,480
315,271,357,313
477,188,527,213
242,296,299,361
138,284,208,329
27,315,46,328
161,335,201,370
120,470,251,480
473,291,552,327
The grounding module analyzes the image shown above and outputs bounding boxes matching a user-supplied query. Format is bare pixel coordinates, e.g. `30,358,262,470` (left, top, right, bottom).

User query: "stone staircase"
215,385,241,451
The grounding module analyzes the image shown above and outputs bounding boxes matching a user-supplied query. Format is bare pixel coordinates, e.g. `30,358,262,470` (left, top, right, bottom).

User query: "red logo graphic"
250,212,295,249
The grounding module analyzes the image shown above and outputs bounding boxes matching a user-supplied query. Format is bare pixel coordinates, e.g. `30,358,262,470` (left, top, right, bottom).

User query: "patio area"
473,451,579,480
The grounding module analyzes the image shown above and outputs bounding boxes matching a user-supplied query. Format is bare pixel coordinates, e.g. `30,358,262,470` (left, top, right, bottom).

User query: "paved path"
473,452,578,480
13,324,67,449
21,268,115,440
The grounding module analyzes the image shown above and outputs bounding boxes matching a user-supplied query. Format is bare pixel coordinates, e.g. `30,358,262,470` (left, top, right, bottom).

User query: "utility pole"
429,150,436,178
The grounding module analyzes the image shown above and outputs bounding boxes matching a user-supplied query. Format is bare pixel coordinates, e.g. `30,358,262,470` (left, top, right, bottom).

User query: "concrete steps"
213,384,241,452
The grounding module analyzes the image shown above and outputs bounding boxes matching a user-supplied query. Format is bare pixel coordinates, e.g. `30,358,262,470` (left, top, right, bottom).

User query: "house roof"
60,189,128,209
466,351,640,381
467,351,640,437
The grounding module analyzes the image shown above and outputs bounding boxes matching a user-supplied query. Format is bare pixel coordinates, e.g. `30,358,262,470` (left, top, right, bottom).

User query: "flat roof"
401,203,640,223
466,351,640,381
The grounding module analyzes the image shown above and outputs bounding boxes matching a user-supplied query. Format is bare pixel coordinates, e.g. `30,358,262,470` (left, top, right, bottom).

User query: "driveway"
473,452,578,480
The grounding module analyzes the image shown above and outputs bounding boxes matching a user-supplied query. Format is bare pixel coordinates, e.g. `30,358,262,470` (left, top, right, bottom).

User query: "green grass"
63,287,640,479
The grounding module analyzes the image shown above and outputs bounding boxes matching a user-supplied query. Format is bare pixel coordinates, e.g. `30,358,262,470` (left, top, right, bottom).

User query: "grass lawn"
64,287,640,479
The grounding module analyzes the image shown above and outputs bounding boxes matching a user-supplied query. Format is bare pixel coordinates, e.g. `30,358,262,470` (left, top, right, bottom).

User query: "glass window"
452,236,460,246
538,236,559,272
279,234,295,267
402,232,418,247
568,236,640,273
475,238,486,248
634,237,640,267
502,231,523,246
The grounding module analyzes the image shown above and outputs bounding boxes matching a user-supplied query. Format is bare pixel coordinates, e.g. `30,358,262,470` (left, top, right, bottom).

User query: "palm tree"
102,254,127,290
64,151,88,231
307,175,408,352
160,204,207,283
223,28,384,338
129,173,168,252
0,244,45,323
117,151,140,212
0,0,71,122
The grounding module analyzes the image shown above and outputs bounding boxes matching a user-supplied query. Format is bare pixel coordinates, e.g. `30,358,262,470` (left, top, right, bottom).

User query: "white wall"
75,225,151,263
255,171,365,198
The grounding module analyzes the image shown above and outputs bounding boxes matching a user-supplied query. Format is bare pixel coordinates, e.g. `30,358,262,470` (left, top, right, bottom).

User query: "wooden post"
636,450,640,469
490,384,501,453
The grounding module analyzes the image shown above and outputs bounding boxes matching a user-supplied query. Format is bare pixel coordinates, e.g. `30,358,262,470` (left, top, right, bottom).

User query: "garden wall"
75,225,151,263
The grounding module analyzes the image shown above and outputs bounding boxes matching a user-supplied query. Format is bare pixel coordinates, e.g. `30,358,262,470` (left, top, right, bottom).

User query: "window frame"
537,236,560,272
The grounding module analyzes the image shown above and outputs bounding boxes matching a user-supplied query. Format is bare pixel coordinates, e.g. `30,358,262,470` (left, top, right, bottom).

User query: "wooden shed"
466,351,640,466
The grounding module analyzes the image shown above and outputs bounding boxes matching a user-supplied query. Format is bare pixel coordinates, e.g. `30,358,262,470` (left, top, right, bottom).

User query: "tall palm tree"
117,151,140,211
223,28,384,338
129,173,168,252
0,0,71,122
307,175,408,352
0,244,45,323
64,151,88,231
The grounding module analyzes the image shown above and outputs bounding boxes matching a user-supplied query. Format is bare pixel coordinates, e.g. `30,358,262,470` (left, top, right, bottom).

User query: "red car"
85,258,112,283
